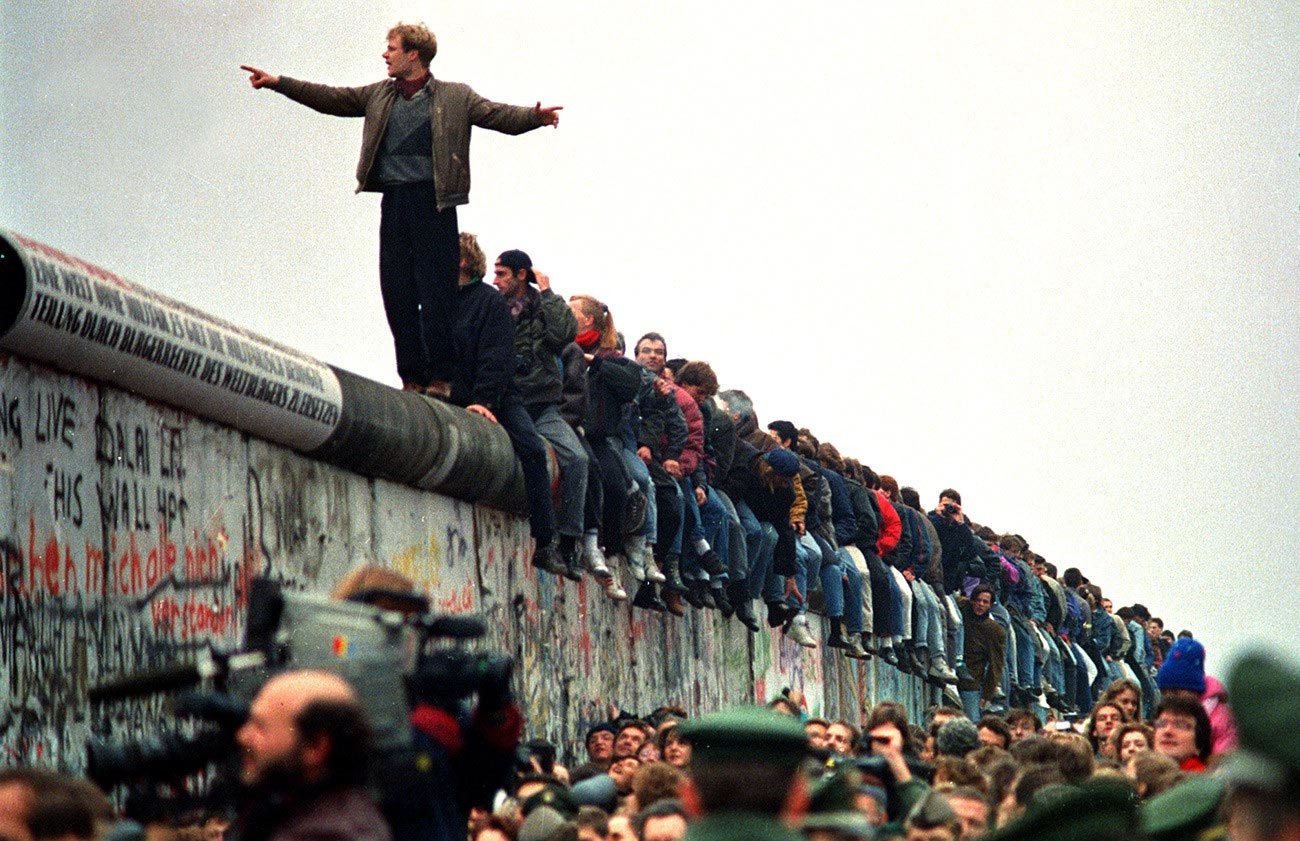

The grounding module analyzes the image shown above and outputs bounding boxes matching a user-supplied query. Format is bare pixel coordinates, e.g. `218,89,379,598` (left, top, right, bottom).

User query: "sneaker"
583,544,613,581
827,624,850,650
644,556,667,584
531,539,567,576
943,686,963,707
602,577,628,602
627,552,648,582
928,659,960,685
785,615,818,649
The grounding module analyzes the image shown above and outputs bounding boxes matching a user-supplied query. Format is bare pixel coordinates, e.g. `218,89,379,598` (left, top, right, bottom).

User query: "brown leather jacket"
272,75,545,209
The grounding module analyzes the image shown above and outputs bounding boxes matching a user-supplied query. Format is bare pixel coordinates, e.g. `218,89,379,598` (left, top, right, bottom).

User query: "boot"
660,553,687,593
826,622,850,650
699,548,727,576
956,663,977,684
560,539,583,582
785,614,818,648
664,590,687,617
729,583,760,632
683,579,706,609
767,602,791,628
928,655,960,685
843,635,870,659
623,488,648,535
602,577,628,602
531,538,567,576
943,685,964,707
907,643,929,676
879,642,900,668
632,581,666,612
699,586,717,611
712,585,734,617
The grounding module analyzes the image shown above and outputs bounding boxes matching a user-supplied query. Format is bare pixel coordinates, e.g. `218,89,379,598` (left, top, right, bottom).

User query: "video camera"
86,576,514,793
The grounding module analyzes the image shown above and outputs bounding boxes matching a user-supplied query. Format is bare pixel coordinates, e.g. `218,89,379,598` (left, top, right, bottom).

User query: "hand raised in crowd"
239,65,280,89
535,103,564,126
663,459,682,479
467,404,498,424
792,520,806,536
533,270,551,292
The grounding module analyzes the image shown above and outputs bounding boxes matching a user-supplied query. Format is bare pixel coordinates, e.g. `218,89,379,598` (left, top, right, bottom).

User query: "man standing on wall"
241,23,562,396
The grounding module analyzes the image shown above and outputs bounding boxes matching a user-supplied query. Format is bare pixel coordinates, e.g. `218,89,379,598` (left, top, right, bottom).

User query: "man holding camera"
234,669,391,841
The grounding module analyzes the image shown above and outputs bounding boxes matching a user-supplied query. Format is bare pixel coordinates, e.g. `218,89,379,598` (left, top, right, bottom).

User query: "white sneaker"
786,615,818,648
640,545,666,583
583,544,613,581
603,577,628,601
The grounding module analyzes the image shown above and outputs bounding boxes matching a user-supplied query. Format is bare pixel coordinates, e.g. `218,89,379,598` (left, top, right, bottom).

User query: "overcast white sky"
3,2,1298,675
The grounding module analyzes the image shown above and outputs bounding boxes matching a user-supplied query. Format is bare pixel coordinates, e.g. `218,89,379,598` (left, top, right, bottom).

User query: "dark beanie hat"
764,448,800,477
585,722,616,744
497,249,536,282
1156,638,1207,694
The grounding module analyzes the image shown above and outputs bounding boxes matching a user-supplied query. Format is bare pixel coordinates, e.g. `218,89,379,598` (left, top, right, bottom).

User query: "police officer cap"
1221,649,1300,797
677,706,807,765
1141,774,1226,841
982,778,1140,841
802,768,874,838
521,784,579,819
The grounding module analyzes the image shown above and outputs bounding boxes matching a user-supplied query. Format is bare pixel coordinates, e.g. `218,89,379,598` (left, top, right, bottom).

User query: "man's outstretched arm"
239,65,377,118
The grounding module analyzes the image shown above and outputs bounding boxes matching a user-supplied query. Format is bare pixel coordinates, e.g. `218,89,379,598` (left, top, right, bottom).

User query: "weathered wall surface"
0,353,931,769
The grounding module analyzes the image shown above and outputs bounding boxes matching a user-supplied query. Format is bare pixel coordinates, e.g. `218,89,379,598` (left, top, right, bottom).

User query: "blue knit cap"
764,448,801,477
1156,638,1207,694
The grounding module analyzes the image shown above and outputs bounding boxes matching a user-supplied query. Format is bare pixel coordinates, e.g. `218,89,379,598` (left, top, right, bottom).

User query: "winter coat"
272,74,545,209
448,279,518,413
510,286,577,408
1202,675,1239,755
927,512,985,594
558,342,588,430
874,491,902,558
582,352,641,441
633,368,685,461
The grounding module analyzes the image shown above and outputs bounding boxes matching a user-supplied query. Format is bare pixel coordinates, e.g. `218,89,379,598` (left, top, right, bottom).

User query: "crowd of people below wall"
2,647,1291,841
447,230,1208,729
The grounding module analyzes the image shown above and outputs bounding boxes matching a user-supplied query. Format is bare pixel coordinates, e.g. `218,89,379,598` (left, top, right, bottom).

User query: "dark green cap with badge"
1220,649,1300,798
982,778,1141,841
521,783,579,819
677,706,808,766
1141,774,1226,841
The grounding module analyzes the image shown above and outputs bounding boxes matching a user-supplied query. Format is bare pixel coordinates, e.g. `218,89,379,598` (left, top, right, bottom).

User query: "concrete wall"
0,352,931,770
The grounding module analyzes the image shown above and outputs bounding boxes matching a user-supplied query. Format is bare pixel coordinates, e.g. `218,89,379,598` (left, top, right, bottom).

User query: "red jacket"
874,490,902,557
667,380,705,475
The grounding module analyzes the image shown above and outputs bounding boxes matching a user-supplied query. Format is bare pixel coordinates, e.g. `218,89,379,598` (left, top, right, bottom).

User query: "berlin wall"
0,231,931,771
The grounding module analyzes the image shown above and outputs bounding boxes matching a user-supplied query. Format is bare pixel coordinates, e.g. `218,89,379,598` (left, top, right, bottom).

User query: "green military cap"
1221,649,1300,797
1141,774,1226,841
802,768,874,838
521,783,579,819
677,705,808,765
983,778,1141,841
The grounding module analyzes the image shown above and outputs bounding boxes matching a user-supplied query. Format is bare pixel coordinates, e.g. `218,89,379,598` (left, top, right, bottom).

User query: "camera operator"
332,565,524,841
231,669,390,841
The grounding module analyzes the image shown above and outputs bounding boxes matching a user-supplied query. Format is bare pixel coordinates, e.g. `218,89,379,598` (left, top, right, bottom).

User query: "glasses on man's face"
1153,717,1194,732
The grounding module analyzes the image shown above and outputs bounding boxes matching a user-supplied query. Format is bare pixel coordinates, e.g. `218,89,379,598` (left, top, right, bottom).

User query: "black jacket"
450,280,519,412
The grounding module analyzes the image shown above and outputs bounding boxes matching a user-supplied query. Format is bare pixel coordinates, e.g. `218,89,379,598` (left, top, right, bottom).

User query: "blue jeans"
1012,615,1037,690
912,580,946,659
528,404,588,539
713,490,749,584
738,504,778,602
990,603,1013,698
944,593,967,667
617,443,657,541
959,689,983,722
495,397,555,545
838,549,864,634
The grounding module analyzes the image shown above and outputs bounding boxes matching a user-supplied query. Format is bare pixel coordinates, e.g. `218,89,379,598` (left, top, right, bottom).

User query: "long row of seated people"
449,232,1191,726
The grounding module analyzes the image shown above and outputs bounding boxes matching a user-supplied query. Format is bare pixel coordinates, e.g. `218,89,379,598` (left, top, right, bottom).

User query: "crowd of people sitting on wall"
447,231,1204,727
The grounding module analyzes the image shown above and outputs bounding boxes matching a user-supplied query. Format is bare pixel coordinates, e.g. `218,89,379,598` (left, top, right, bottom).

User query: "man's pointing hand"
240,65,281,89
536,103,563,127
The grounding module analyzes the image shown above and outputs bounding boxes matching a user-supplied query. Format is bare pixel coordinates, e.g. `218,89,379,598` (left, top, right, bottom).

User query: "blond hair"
387,22,437,65
460,232,486,279
569,294,619,351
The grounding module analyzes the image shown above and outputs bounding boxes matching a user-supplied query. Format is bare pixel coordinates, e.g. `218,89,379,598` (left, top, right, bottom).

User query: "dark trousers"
858,547,896,637
591,438,630,555
379,182,458,385
496,396,555,546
